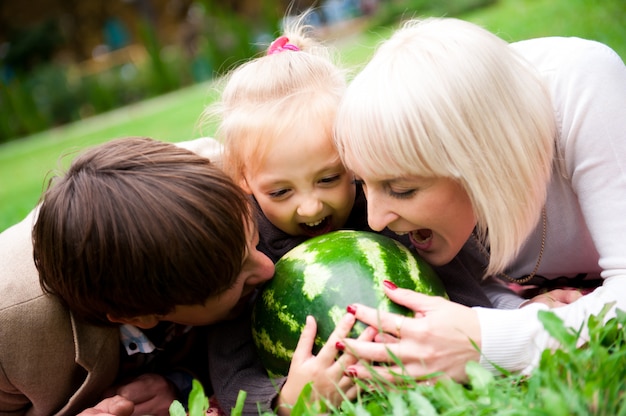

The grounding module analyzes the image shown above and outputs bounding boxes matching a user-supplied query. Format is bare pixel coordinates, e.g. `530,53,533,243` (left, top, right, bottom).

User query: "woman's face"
349,161,476,266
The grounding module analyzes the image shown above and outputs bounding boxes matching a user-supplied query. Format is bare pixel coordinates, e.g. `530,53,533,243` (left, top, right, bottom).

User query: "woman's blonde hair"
334,18,556,276
202,13,347,185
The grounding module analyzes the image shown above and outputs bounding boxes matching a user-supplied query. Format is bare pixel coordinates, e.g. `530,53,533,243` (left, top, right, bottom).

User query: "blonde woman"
334,18,626,381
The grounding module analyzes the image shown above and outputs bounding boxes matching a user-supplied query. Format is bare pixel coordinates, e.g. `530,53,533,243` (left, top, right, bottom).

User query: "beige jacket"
0,211,119,415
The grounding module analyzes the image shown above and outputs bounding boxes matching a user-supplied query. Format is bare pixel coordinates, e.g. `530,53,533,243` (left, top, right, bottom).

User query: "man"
0,137,274,415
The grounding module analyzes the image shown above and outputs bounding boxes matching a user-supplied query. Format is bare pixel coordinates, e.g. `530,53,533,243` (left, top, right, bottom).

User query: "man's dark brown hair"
33,137,253,325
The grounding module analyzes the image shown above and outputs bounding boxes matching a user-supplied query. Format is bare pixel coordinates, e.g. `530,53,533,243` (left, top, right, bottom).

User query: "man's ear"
240,176,252,194
106,313,159,329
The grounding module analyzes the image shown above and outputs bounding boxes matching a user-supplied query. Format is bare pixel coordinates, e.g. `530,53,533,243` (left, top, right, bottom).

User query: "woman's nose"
366,193,395,231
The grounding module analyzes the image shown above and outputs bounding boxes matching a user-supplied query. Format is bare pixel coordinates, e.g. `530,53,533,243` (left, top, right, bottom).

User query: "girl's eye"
268,189,290,199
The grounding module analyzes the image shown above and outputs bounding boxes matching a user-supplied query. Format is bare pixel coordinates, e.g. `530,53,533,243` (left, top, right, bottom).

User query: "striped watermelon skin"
252,230,447,378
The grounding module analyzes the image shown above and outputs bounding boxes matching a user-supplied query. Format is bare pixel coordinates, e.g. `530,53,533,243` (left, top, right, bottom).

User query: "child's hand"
275,313,366,414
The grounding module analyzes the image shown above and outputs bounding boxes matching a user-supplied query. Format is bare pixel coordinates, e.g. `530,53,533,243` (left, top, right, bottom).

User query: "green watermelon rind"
252,230,447,378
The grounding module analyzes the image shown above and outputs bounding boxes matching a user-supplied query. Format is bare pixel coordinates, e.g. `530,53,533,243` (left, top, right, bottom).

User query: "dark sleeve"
433,252,493,308
343,183,371,231
207,310,287,415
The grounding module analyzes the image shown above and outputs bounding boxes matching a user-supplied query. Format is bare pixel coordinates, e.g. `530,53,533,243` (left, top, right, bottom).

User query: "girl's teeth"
306,219,323,227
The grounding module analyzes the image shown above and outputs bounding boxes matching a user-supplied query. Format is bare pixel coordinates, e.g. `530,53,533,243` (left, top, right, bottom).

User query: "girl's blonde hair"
334,18,556,276
202,13,347,185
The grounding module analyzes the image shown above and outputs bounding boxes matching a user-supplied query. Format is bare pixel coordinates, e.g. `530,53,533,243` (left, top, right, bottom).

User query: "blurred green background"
1,0,625,232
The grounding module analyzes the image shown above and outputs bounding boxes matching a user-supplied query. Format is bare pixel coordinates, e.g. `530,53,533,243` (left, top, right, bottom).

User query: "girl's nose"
296,195,323,218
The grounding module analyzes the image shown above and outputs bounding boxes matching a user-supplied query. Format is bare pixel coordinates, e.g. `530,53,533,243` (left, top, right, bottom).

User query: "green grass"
174,306,626,415
1,0,625,232
317,306,626,416
463,0,626,56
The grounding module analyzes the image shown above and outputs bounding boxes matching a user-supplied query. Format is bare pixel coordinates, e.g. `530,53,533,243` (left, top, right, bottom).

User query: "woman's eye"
319,174,341,185
388,188,417,199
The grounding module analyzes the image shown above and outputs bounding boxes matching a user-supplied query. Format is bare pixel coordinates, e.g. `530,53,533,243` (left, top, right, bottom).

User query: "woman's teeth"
411,229,433,243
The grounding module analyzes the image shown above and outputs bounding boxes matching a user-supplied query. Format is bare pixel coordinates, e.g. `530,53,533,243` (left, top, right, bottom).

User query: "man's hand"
104,373,178,416
77,395,134,416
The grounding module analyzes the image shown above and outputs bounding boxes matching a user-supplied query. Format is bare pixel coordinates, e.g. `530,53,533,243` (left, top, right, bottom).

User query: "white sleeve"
477,38,626,374
175,137,223,167
480,276,525,309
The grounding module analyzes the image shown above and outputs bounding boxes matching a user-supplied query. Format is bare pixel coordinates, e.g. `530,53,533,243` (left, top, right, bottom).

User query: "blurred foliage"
0,0,282,144
0,0,496,144
1,0,623,145
1,19,63,73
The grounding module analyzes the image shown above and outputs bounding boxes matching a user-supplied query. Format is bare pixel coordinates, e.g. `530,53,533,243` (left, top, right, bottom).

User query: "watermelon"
251,230,447,378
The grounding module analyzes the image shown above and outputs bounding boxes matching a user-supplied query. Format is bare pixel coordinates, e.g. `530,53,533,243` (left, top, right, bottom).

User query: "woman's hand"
520,288,583,308
342,283,481,384
276,313,374,414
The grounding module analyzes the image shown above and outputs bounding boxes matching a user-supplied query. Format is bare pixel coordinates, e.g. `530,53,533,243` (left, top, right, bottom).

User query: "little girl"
201,18,363,414
204,24,360,263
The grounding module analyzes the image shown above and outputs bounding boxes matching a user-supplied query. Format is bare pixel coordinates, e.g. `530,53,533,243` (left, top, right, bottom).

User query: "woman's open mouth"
409,228,433,251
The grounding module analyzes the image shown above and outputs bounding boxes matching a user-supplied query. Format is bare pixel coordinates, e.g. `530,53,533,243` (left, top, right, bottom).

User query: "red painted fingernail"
346,304,357,315
335,341,345,351
383,280,398,290
344,367,357,377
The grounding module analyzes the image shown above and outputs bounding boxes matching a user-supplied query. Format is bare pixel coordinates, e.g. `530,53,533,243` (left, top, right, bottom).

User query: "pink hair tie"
267,36,300,55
